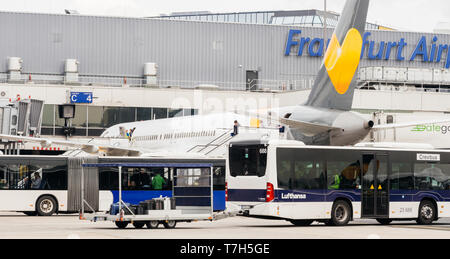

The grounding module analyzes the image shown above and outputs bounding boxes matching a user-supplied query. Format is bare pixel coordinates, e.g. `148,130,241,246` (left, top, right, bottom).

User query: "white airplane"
1,0,450,156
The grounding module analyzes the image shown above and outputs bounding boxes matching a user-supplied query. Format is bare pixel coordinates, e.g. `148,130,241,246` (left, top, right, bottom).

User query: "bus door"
361,154,389,218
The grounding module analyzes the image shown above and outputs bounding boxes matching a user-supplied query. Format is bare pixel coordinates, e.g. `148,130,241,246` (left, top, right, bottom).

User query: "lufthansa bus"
226,138,450,226
0,156,226,216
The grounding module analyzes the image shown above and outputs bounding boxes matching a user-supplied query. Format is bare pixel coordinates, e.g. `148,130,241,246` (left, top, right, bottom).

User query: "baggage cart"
78,163,237,229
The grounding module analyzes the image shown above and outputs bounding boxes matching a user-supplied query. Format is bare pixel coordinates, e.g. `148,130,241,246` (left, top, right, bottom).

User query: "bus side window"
414,163,450,191
414,163,433,190
277,159,293,190
99,167,119,191
438,164,450,190
390,162,413,190
327,160,361,190
213,166,225,190
28,164,68,190
8,165,31,190
0,166,7,189
292,161,324,190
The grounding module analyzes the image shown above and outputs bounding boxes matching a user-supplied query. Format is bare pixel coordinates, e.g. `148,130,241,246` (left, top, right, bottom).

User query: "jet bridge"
0,98,44,154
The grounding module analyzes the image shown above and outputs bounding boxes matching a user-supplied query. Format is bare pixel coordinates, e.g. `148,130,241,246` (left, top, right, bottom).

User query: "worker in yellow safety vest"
329,174,341,190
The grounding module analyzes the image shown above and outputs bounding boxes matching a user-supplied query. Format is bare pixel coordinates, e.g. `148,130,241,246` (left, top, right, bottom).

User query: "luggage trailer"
79,163,235,229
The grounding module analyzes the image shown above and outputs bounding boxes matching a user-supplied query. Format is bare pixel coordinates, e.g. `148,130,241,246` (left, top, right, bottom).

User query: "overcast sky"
2,0,450,33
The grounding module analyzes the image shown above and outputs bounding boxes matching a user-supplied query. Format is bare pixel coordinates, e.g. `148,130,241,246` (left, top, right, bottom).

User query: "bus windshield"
229,145,267,177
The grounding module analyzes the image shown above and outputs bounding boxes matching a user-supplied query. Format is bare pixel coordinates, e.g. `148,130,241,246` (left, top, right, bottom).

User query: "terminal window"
41,104,198,137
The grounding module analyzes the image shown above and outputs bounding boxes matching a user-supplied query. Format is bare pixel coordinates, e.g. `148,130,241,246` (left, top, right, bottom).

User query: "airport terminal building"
1,9,450,150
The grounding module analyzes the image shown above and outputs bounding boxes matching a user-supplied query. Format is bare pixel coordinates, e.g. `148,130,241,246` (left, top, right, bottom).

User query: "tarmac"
1,212,449,239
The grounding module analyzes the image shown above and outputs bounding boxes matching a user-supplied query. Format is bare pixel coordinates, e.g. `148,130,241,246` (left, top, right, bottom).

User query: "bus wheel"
115,221,129,229
163,221,177,229
329,200,351,226
133,222,145,229
36,196,57,216
146,221,159,229
290,220,313,226
417,200,436,225
376,219,393,225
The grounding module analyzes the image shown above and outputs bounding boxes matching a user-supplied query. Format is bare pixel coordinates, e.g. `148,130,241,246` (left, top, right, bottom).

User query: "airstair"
187,129,234,156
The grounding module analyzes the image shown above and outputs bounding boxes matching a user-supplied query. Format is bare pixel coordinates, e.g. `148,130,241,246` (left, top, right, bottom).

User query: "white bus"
226,139,450,226
0,156,112,216
0,156,226,216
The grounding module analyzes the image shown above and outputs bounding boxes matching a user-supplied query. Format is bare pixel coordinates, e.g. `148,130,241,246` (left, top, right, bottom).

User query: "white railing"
358,80,450,93
3,72,450,93
0,73,316,92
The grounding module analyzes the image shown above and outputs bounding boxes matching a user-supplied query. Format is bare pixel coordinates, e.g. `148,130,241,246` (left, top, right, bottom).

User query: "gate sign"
417,153,440,162
70,92,93,104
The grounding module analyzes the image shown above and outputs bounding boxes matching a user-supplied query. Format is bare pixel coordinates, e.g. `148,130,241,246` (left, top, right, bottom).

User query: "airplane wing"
241,110,341,136
278,117,341,136
0,134,142,157
372,118,450,130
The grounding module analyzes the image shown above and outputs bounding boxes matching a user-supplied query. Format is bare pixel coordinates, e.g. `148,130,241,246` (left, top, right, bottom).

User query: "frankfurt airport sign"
285,30,450,69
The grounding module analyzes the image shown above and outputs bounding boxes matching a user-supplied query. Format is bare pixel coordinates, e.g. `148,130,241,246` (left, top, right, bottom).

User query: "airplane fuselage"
99,105,373,156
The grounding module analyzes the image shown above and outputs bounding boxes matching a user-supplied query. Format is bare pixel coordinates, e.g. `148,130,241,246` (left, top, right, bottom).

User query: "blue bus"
97,157,226,212
227,139,450,226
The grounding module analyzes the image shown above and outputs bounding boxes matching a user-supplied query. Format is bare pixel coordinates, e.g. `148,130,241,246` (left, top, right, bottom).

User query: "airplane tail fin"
305,0,369,111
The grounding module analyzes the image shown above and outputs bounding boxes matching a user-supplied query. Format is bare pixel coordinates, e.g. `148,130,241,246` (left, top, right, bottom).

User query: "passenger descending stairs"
187,129,234,156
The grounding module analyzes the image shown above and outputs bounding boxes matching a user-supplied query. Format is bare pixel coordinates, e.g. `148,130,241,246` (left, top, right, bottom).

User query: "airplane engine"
331,111,373,146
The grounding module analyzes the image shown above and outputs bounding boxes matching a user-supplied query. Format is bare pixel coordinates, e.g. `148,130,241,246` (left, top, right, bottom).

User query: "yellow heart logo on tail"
324,28,363,95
